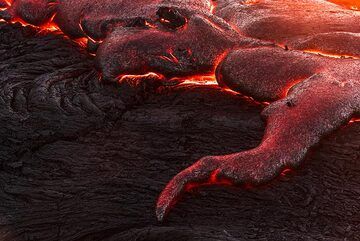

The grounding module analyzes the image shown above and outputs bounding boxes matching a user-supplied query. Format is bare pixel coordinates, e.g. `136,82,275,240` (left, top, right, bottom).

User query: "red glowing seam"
178,77,217,85
74,37,89,48
159,50,229,86
178,75,268,106
176,78,269,106
10,16,60,32
280,168,292,176
238,94,270,106
303,49,360,59
159,18,170,24
3,13,102,50
243,0,261,5
349,118,360,123
277,44,360,60
0,0,11,8
184,168,233,192
145,20,156,28
184,167,293,192
78,20,104,44
281,77,309,98
209,0,217,14
159,49,180,64
117,72,164,83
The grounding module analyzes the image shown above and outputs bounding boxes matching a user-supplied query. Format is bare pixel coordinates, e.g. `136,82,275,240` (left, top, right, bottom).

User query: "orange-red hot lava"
1,1,59,31
1,0,11,7
2,0,360,224
303,49,360,59
208,0,217,14
9,15,59,32
2,3,357,113
349,117,360,123
328,0,360,10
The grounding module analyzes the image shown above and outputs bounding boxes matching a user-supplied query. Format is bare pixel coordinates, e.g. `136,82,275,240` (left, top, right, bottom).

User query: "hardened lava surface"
0,0,360,238
0,14,360,241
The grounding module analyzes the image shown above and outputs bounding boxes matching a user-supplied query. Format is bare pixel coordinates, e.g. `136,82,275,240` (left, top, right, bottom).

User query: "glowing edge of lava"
1,0,359,120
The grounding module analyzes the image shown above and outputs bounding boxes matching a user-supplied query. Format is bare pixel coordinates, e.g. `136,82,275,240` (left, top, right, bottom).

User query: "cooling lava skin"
1,0,360,221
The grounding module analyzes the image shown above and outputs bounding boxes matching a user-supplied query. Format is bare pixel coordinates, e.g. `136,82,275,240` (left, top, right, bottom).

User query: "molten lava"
1,0,359,223
303,49,360,59
328,0,360,10
349,118,360,123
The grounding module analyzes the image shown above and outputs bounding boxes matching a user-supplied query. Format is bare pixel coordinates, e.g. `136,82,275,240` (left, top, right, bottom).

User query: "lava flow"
0,0,359,222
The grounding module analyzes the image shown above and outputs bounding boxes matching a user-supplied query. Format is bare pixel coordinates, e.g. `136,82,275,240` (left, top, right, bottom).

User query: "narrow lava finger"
156,158,219,221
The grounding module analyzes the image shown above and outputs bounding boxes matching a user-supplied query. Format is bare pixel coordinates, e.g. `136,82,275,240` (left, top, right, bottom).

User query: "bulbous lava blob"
96,14,238,81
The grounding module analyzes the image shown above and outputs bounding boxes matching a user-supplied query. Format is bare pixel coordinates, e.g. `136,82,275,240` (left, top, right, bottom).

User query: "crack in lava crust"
1,0,360,222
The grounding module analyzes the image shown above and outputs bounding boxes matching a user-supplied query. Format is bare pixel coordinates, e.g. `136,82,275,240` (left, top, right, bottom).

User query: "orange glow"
176,74,217,86
0,0,11,8
303,49,360,59
177,73,270,105
117,72,164,82
349,117,360,123
238,93,270,105
9,15,60,32
145,20,155,28
159,49,180,64
214,51,229,67
175,74,270,106
159,18,170,24
244,0,260,4
42,13,58,31
0,1,10,11
328,0,360,10
3,14,103,49
281,77,308,98
167,50,229,86
74,37,88,48
209,1,217,14
78,21,103,44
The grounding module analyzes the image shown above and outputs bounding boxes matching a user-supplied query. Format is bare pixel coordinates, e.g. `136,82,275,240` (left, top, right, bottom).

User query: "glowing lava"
303,49,360,59
176,75,218,86
1,0,359,223
328,0,360,10
349,117,360,123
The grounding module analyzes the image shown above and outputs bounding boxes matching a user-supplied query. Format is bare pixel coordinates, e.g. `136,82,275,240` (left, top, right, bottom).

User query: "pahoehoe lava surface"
0,22,360,241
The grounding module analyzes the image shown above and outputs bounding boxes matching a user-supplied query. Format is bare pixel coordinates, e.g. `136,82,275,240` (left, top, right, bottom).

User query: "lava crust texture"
1,0,360,221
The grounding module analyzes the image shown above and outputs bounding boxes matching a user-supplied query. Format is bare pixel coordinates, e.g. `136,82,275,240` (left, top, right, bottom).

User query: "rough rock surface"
0,23,360,241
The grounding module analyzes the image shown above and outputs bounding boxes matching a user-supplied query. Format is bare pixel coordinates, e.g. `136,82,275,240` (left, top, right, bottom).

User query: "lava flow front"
0,0,359,222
